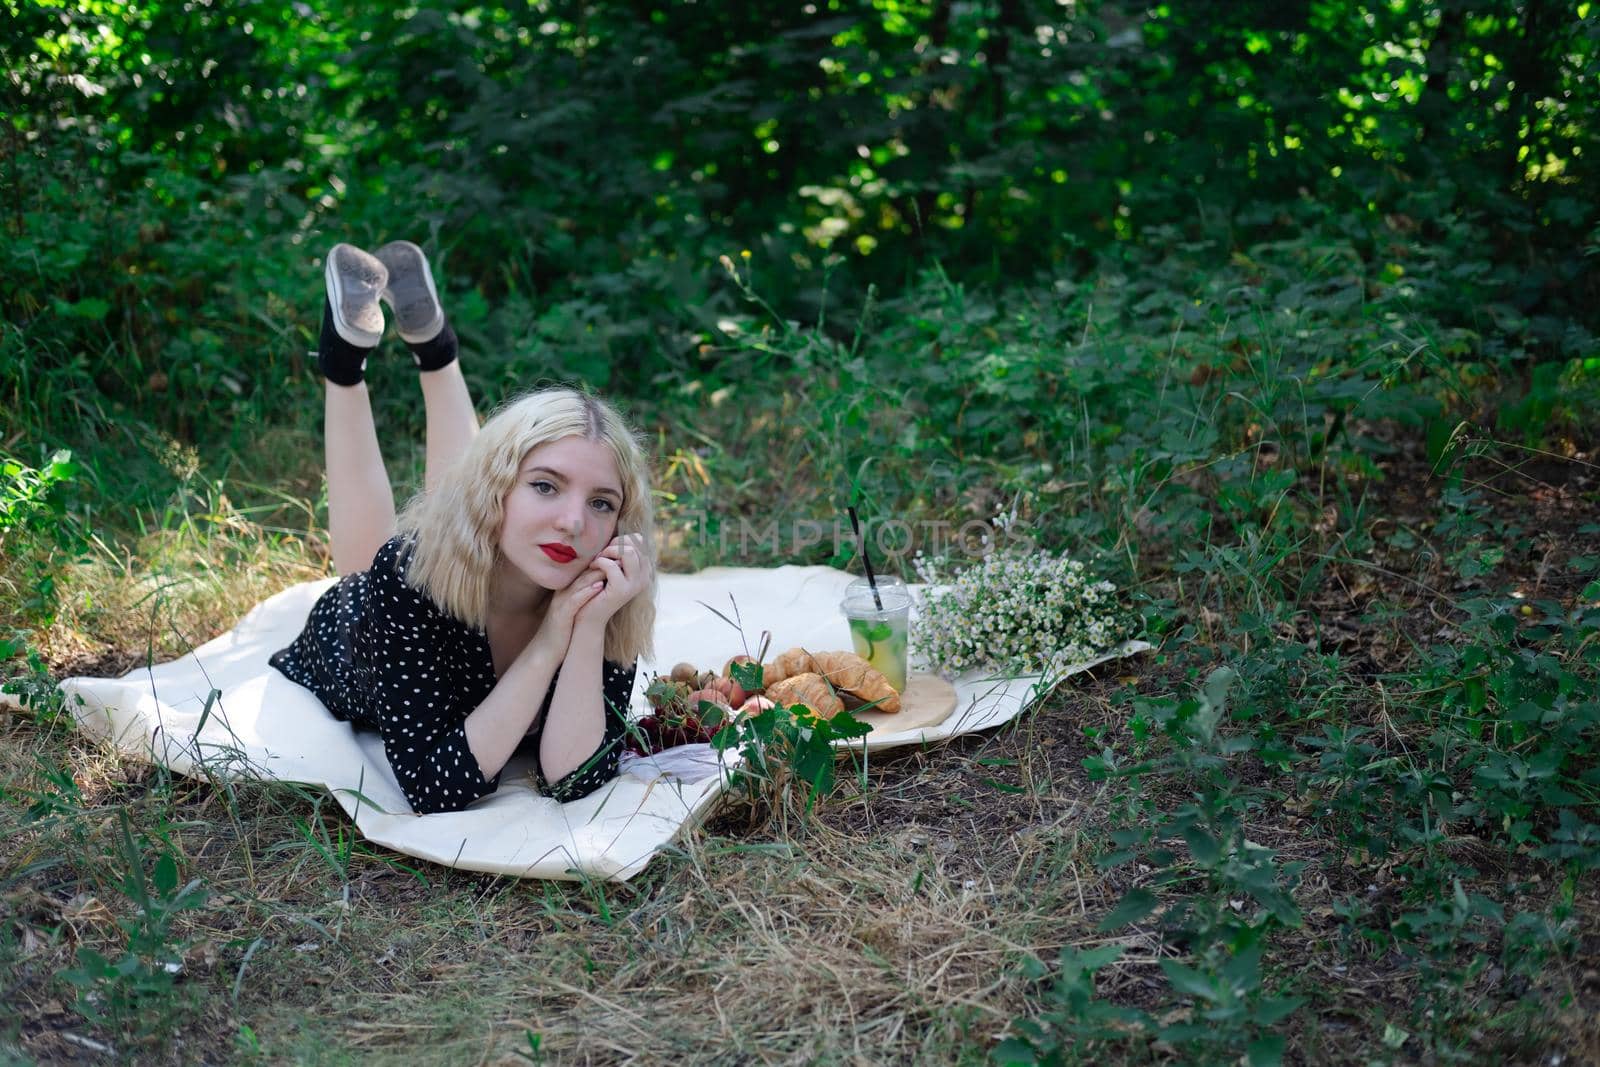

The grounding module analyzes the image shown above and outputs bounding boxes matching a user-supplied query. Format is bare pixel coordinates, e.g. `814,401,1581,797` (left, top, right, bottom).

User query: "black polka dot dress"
270,536,636,813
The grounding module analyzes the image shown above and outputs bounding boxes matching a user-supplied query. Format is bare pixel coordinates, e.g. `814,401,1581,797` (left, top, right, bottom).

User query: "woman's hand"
574,532,652,631
529,566,607,662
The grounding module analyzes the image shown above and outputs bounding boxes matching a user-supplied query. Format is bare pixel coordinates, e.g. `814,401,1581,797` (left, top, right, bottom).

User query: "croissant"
809,651,900,713
762,647,817,688
765,672,845,719
762,648,902,714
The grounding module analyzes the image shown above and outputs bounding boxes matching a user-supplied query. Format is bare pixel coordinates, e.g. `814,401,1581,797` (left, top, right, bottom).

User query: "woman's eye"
590,498,616,513
532,480,556,495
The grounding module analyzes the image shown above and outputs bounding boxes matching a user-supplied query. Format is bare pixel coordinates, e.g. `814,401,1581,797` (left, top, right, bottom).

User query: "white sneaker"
324,244,388,348
374,240,445,345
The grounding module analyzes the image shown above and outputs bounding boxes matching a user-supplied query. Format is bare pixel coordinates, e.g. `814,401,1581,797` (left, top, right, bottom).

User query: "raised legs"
316,241,467,572
419,361,479,492
324,381,398,575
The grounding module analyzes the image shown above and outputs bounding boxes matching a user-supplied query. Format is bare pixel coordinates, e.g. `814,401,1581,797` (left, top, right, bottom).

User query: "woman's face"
498,435,624,593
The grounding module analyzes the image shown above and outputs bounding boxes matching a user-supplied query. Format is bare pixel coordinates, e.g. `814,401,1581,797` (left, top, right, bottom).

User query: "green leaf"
1098,887,1157,931
63,947,110,983
823,709,872,741
331,787,391,815
1248,885,1302,927
1160,959,1219,1002
1221,943,1263,988
54,296,110,320
1426,418,1464,470
991,1037,1039,1064
1183,826,1223,865
153,852,178,896
1253,995,1307,1026
730,659,764,692
1202,666,1236,713
1066,944,1126,975
1247,1033,1285,1066
195,687,222,736
1095,849,1139,869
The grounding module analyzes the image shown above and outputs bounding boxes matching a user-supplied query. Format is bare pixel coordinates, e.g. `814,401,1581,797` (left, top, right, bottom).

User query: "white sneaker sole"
325,244,387,348
375,241,445,344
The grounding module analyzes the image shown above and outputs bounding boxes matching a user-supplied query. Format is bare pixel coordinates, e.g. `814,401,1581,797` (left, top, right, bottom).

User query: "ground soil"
5,438,1597,1064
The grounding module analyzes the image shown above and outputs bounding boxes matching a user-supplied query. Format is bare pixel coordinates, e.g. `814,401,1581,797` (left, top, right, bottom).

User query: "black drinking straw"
846,505,884,610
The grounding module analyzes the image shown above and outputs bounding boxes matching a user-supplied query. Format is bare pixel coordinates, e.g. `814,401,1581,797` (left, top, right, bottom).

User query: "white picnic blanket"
22,566,1146,881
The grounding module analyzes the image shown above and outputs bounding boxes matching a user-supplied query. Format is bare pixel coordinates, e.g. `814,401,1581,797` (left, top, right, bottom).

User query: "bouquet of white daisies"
911,546,1131,679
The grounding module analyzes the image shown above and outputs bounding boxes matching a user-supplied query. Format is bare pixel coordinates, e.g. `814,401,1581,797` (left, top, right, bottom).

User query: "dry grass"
34,521,325,675
0,685,1133,1065
5,449,1600,1065
7,633,1592,1063
0,508,1127,1063
4,483,1114,1064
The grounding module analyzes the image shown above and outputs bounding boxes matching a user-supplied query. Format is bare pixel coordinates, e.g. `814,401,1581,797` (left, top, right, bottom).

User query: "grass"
4,229,1600,1063
0,710,1116,1062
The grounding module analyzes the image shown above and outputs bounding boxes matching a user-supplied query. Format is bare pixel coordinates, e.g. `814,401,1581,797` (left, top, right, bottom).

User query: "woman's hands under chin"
574,532,652,632
528,567,607,663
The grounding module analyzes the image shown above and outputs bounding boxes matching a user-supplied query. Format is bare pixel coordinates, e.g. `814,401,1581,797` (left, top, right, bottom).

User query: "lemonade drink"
842,579,911,694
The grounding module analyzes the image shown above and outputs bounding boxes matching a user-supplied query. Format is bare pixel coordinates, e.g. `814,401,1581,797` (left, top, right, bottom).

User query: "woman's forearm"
539,621,607,783
463,641,562,780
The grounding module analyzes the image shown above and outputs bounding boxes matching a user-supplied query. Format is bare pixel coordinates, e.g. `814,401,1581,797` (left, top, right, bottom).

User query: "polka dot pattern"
270,535,636,813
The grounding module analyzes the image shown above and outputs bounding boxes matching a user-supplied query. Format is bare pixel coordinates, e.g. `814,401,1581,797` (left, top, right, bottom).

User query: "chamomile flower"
913,547,1131,679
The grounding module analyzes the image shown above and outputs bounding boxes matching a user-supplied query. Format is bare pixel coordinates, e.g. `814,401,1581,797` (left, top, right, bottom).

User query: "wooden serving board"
851,672,958,736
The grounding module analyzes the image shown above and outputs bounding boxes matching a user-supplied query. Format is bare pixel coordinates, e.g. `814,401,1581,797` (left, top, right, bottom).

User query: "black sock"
318,302,374,386
408,319,458,372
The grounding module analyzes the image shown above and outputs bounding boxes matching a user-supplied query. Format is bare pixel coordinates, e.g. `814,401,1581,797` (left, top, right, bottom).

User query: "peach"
686,688,732,711
708,676,747,707
737,695,775,716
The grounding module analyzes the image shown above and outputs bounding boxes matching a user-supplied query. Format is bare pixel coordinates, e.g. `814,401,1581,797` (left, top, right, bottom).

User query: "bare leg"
372,241,473,491
325,381,397,574
419,361,479,492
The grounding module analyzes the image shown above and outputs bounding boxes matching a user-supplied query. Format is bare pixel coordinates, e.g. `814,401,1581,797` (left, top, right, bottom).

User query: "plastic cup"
841,577,911,694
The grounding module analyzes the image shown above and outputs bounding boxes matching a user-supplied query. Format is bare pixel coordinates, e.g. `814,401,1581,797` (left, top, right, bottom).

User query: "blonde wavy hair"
396,387,656,665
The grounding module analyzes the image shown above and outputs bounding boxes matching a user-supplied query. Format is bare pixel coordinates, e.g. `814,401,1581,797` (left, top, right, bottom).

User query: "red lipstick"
539,543,577,563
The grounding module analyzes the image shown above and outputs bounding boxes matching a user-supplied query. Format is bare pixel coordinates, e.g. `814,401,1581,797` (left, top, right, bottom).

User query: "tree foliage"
3,0,1596,455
